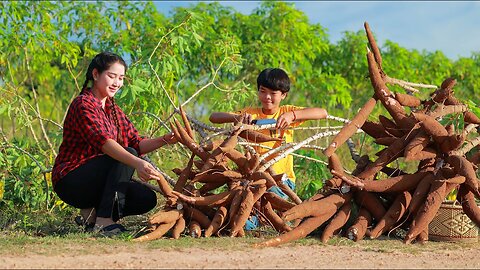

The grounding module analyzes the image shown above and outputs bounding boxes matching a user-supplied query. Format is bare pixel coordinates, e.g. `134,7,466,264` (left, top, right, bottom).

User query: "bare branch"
0,143,50,173
384,75,437,93
326,115,351,124
24,48,57,155
451,136,480,156
258,130,344,172
148,15,192,108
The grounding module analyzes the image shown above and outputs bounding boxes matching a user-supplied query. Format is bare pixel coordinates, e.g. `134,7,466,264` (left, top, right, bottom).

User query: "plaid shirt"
52,89,143,185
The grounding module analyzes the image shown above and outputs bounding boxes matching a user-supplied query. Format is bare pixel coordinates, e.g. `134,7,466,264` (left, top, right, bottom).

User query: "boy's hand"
276,111,295,129
236,113,253,124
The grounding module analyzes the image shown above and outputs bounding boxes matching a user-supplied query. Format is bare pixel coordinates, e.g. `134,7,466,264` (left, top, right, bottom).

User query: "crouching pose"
52,52,177,236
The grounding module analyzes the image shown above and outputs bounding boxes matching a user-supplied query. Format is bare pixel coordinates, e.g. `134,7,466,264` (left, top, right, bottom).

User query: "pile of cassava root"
253,22,480,247
133,22,480,246
133,105,306,242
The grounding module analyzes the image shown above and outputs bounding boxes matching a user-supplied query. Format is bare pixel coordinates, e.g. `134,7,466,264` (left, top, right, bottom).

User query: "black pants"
54,147,157,221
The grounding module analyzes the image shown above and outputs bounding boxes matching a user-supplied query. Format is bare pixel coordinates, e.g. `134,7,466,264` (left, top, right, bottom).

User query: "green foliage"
322,30,370,112
294,149,330,200
1,0,479,224
466,100,480,118
0,140,51,210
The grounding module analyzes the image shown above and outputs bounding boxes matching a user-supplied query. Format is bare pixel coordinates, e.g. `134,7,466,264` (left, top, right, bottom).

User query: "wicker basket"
428,201,479,242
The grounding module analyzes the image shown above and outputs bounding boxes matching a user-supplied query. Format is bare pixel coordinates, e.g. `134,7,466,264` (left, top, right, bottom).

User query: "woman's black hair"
82,52,128,145
256,68,290,93
81,51,128,92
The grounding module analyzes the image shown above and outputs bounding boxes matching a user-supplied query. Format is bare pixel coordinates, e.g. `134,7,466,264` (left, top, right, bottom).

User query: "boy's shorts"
244,178,296,231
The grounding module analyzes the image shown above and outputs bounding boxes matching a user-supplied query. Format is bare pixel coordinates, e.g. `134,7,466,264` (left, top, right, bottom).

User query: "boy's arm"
276,107,328,129
294,107,328,121
210,112,248,124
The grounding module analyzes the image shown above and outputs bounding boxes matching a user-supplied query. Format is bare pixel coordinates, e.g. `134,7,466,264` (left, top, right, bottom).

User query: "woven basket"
428,201,479,242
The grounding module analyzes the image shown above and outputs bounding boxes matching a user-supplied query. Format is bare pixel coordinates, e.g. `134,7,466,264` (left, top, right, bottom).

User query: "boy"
209,68,328,229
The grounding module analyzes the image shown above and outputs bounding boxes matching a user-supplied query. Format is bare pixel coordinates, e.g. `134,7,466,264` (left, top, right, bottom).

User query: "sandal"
74,215,95,232
94,223,128,237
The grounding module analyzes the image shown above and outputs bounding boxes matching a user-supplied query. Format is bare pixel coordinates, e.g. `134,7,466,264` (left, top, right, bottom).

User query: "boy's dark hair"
256,68,290,93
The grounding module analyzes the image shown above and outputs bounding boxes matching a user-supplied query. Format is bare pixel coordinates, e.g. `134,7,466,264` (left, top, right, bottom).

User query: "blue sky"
153,1,480,60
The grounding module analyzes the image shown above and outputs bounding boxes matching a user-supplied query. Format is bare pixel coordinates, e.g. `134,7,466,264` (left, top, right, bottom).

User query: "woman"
52,52,176,236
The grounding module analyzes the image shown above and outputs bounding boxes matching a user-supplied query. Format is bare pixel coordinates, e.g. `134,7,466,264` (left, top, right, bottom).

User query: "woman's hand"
135,159,161,182
161,132,177,145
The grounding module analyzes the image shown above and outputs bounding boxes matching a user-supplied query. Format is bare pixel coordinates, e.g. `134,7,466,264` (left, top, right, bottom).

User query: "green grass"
0,229,261,256
2,203,478,257
2,227,479,258
0,205,262,256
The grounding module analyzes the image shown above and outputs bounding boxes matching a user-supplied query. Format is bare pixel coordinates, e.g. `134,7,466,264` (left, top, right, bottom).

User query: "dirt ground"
2,238,480,269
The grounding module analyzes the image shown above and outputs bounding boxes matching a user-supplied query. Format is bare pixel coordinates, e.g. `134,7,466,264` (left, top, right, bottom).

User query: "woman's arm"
138,133,177,154
102,139,161,182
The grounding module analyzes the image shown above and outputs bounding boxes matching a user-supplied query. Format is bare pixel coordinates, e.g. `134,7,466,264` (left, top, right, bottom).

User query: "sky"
153,1,480,60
